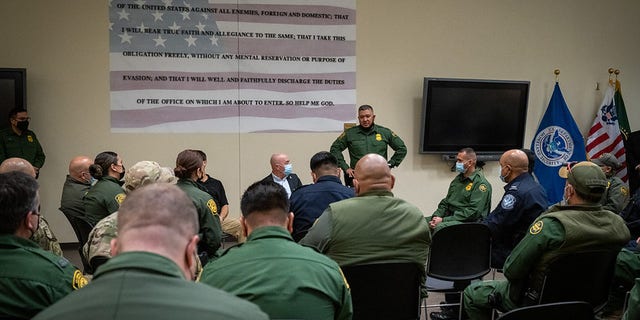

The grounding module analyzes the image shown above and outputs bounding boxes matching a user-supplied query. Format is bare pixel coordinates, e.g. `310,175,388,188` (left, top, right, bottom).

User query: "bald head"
0,158,36,178
68,156,93,182
499,149,529,183
269,153,290,178
353,154,395,195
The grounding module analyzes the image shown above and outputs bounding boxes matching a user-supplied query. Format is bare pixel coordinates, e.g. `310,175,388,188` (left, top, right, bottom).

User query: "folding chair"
497,301,594,320
341,262,421,320
423,223,492,319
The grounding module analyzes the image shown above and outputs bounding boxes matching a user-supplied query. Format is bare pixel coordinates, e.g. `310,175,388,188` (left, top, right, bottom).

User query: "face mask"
284,163,293,176
560,185,570,205
119,167,126,180
455,161,465,173
16,120,29,132
498,166,507,183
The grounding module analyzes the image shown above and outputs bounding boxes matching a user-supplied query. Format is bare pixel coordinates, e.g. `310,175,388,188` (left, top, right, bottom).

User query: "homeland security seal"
533,126,574,167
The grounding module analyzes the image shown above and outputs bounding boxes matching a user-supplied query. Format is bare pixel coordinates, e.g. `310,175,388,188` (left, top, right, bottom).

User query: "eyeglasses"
15,117,31,121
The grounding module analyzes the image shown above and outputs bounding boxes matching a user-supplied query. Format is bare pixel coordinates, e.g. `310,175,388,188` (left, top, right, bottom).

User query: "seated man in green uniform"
301,153,431,295
201,181,352,320
0,107,45,176
34,183,268,320
463,161,630,320
429,147,492,232
330,104,407,187
591,152,630,212
0,171,86,319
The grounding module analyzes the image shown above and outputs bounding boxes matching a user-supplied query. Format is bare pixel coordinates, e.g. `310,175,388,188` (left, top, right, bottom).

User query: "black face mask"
16,120,29,132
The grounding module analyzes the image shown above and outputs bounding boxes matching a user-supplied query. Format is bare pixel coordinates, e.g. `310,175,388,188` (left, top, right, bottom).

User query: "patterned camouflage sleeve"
31,216,63,257
84,213,118,263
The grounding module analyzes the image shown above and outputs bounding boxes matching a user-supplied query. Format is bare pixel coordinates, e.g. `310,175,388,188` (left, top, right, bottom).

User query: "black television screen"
420,77,529,155
0,68,27,129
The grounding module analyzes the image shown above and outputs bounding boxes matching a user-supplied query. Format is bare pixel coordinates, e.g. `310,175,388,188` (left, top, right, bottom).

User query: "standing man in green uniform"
330,104,407,187
591,152,630,212
201,181,352,320
429,147,492,232
0,171,86,319
462,161,630,320
0,108,45,176
34,183,268,320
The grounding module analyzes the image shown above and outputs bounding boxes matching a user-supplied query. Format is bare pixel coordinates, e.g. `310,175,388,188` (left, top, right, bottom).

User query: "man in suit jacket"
261,153,302,198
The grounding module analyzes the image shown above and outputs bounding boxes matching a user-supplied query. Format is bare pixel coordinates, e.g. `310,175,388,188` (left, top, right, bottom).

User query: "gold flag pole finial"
608,68,615,85
614,69,621,91
554,69,560,82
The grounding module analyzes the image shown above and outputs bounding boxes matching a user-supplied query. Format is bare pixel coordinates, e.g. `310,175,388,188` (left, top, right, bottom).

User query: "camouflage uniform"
31,215,63,256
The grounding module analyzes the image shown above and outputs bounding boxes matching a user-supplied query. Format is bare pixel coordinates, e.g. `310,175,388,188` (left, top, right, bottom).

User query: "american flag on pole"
586,83,628,182
109,0,356,133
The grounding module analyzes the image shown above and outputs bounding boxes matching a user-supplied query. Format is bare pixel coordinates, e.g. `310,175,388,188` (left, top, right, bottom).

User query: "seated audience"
200,181,352,319
83,151,126,225
591,152,630,212
0,157,62,256
0,171,86,318
83,161,176,272
301,153,431,294
290,151,355,241
34,183,268,320
463,161,630,320
59,155,93,220
260,153,302,197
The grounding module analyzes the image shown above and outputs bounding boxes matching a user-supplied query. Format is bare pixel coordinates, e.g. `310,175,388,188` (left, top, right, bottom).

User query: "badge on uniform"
529,221,543,235
375,133,382,141
27,135,34,143
501,194,516,210
115,193,126,204
621,186,629,196
465,183,473,191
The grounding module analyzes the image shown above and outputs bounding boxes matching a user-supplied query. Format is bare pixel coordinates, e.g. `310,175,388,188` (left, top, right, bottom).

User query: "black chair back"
537,249,619,312
341,262,421,320
61,211,95,273
427,222,492,281
497,301,594,320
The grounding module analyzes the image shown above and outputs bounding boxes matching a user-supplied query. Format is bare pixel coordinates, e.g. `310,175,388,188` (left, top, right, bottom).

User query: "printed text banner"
110,0,356,133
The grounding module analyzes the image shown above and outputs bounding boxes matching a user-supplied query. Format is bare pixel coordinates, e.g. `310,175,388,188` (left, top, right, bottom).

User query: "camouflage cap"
591,153,620,170
558,161,607,197
159,167,178,184
123,161,162,192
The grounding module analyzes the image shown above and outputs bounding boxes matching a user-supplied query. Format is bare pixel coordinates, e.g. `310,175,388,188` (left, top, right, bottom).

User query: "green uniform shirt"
0,235,84,318
0,127,46,168
432,169,492,225
330,123,407,169
201,226,352,320
623,278,640,320
176,178,222,257
301,190,431,295
601,176,630,213
33,252,268,320
60,175,91,220
83,176,126,225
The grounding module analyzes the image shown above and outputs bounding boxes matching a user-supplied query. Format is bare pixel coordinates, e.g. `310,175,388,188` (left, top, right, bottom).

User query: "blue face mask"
455,161,465,173
284,163,293,176
497,166,506,183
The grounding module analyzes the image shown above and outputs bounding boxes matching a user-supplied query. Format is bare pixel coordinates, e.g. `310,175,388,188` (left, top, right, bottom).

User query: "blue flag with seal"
531,82,586,204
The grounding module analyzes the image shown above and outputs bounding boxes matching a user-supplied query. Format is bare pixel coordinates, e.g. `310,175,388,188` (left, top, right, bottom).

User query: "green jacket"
623,278,640,320
0,235,84,318
601,176,630,213
300,190,431,295
330,123,407,169
176,179,222,257
0,127,46,168
201,226,352,320
33,252,269,320
432,169,492,224
503,204,629,302
60,175,91,220
83,176,125,225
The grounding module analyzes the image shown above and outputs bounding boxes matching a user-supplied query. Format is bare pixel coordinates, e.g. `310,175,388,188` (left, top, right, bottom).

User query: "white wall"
1,0,639,242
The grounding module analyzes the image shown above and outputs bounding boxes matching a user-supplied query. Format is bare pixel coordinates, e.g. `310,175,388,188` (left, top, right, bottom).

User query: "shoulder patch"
501,194,516,210
465,183,474,191
478,184,487,192
621,186,629,196
375,133,382,141
207,199,218,215
529,221,543,235
115,193,126,204
72,270,88,289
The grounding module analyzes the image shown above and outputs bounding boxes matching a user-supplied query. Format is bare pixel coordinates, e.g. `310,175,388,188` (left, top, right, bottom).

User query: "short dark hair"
90,151,119,179
0,171,39,234
8,107,27,120
192,149,207,161
240,181,289,217
358,104,373,112
309,151,338,171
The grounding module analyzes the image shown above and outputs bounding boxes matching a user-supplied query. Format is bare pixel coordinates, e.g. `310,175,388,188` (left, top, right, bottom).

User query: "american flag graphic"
109,0,356,132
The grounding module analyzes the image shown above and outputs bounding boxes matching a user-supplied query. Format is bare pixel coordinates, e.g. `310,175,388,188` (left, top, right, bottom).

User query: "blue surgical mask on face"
498,166,506,183
455,161,465,173
284,163,293,176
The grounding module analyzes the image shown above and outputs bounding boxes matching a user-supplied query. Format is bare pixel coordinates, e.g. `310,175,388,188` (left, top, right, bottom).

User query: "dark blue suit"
483,172,548,268
260,173,303,194
289,175,354,242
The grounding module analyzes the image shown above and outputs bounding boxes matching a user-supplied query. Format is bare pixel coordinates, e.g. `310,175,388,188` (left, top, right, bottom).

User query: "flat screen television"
420,77,529,156
0,68,27,129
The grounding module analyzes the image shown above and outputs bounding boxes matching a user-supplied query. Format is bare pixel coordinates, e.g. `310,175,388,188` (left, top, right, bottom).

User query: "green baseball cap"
558,161,607,197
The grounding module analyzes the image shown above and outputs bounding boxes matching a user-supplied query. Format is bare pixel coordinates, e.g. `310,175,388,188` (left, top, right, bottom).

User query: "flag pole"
608,67,615,86
554,68,560,82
